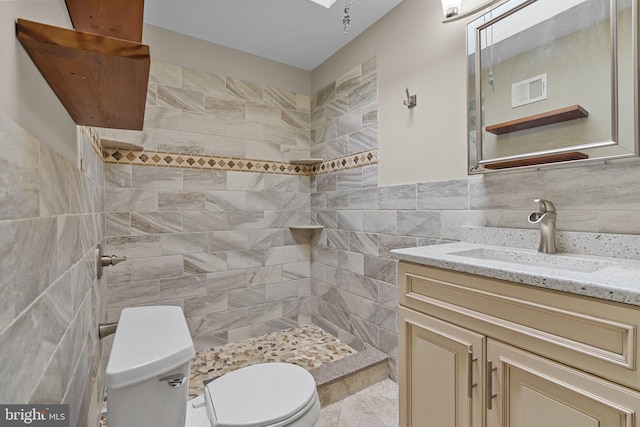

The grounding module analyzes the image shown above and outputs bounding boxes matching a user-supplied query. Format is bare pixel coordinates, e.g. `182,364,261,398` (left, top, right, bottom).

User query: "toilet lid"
205,363,317,427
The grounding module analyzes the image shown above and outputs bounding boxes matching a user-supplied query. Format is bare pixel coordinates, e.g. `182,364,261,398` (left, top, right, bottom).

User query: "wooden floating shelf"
65,0,144,43
289,158,324,165
485,105,589,135
483,151,589,170
16,19,150,130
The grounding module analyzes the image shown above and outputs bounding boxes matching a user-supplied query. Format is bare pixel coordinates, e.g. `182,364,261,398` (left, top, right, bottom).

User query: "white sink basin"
449,248,617,273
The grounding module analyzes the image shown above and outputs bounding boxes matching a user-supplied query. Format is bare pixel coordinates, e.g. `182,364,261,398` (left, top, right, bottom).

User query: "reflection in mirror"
467,0,638,173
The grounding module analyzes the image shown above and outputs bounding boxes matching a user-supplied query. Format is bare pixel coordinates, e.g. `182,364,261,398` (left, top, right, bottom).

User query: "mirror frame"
467,0,639,174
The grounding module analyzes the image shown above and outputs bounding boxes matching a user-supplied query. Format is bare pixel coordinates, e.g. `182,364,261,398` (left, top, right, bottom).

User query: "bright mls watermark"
0,405,69,427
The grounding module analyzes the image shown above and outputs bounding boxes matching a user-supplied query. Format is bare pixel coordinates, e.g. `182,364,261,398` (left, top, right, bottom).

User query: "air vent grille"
511,74,547,108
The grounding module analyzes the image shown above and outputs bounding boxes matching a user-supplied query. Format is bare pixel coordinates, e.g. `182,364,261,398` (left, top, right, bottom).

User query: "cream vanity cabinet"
398,261,640,427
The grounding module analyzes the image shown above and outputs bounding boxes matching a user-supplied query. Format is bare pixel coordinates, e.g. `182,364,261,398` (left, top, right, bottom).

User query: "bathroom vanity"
393,241,640,427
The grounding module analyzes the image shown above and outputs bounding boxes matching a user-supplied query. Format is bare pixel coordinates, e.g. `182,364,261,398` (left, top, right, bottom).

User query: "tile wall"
0,114,106,426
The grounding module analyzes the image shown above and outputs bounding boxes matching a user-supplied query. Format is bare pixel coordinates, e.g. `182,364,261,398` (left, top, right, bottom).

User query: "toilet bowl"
106,306,320,427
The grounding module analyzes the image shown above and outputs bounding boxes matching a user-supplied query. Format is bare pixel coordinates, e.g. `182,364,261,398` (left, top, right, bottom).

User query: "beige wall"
143,24,311,95
0,0,78,162
312,0,470,185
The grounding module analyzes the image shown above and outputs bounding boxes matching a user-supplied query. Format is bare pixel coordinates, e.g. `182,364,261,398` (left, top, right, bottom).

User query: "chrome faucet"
528,198,557,253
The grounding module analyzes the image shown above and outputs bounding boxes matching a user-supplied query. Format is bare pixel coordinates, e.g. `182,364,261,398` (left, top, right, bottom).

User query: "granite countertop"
391,242,640,307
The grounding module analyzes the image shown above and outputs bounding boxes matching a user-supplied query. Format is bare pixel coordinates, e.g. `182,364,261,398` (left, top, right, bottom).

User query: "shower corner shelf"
485,104,589,135
288,225,324,231
288,158,324,165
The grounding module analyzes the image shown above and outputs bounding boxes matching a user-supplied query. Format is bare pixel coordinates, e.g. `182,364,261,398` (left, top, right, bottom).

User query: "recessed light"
309,0,338,8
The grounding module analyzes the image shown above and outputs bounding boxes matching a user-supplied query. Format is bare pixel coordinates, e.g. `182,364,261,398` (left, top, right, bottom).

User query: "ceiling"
143,0,404,71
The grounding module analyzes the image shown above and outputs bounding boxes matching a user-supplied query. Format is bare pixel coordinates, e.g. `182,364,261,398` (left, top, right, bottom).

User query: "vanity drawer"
399,261,640,391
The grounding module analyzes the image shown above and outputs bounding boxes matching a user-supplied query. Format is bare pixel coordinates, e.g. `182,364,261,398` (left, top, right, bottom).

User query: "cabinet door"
487,339,640,427
399,306,485,427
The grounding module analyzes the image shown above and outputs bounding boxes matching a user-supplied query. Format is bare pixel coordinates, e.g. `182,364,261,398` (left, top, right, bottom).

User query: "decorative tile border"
101,147,378,176
81,126,103,157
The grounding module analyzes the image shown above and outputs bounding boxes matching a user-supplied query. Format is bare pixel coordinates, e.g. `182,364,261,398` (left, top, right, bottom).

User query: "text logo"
0,405,69,427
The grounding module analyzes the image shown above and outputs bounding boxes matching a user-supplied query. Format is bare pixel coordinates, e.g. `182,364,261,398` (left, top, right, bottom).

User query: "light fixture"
309,0,338,8
441,0,462,18
440,0,503,22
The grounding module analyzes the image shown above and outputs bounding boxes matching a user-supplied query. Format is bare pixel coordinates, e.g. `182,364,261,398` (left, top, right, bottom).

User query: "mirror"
467,0,638,173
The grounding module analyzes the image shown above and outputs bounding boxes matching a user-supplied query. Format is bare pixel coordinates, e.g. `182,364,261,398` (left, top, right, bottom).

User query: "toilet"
105,306,321,427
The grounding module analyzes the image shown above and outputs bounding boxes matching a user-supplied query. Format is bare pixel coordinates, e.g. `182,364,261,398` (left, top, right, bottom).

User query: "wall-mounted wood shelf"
64,0,144,43
485,105,589,135
483,151,589,170
16,19,150,130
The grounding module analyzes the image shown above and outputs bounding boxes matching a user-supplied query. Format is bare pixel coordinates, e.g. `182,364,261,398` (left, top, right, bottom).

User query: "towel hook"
403,87,417,108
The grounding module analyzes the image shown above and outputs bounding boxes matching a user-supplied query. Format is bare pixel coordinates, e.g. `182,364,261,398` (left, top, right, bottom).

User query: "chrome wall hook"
403,87,417,108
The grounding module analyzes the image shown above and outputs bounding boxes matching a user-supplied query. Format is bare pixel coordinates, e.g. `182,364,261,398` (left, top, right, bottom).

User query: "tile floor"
316,379,399,427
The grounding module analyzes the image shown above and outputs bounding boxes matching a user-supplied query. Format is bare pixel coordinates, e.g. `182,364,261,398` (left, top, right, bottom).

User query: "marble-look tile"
363,256,396,285
228,286,266,309
297,94,312,113
327,190,349,210
377,281,398,309
362,57,377,83
328,229,350,251
347,187,377,210
247,191,282,210
348,126,378,153
316,121,337,145
227,248,268,269
107,280,159,307
337,169,362,190
184,170,226,190
248,265,284,286
282,193,310,211
246,103,281,125
226,78,264,103
157,129,206,154
160,232,209,255
105,189,157,212
469,170,544,210
185,293,229,317
187,308,249,342
158,191,205,211
348,79,377,112
159,274,208,299
316,82,337,109
57,215,83,276
397,211,441,238
184,252,228,274
247,229,284,249
132,255,183,281
203,97,245,120
281,109,310,130
208,230,249,251
131,212,182,234
283,261,310,281
337,291,395,333
39,143,70,216
362,165,378,188
264,87,297,110
338,251,364,276
132,166,182,189
246,141,282,161
378,184,416,210
106,235,161,259
337,210,364,232
326,95,349,122
157,85,204,112
205,191,247,211
363,211,397,235
14,218,58,313
144,106,182,130
326,135,348,159
104,164,132,188
149,61,182,86
248,301,283,323
336,65,362,96
362,103,378,128
339,271,378,302
417,179,469,210
227,211,265,230
183,211,226,232
206,269,250,292
182,111,227,136
350,232,379,257
0,221,16,332
337,110,363,137
182,67,226,98
226,171,265,191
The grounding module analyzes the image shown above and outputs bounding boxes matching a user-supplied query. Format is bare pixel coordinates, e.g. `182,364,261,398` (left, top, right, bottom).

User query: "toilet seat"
203,363,318,427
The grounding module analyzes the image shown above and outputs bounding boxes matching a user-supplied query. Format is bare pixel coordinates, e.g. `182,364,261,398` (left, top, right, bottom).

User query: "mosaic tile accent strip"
81,126,103,158
188,324,357,398
102,147,378,176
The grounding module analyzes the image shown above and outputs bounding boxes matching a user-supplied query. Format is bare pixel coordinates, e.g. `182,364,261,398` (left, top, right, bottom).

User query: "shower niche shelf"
289,158,324,165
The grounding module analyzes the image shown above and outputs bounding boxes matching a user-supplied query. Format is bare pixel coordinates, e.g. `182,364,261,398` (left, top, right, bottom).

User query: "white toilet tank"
106,306,196,427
